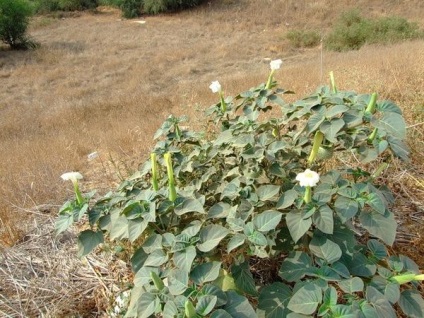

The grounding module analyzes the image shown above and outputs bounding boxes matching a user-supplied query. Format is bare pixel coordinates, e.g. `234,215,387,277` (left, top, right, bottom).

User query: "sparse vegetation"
1,0,423,316
325,9,424,51
286,29,321,48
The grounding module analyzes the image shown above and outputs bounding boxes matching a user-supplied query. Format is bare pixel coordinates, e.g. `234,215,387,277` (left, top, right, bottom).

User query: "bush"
286,29,321,48
0,0,35,49
325,9,424,51
120,0,142,18
34,0,98,13
57,63,424,317
324,9,371,51
120,0,205,18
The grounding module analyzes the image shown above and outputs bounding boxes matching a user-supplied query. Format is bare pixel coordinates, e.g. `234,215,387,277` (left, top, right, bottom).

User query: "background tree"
0,0,35,49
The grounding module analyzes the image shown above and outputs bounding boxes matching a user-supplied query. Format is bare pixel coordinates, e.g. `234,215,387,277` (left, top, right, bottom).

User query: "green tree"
0,0,34,49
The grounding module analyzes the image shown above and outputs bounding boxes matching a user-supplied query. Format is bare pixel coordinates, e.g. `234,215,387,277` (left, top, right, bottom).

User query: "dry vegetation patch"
0,0,423,316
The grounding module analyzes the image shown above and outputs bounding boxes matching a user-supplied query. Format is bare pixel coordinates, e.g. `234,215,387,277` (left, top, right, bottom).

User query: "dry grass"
0,0,423,315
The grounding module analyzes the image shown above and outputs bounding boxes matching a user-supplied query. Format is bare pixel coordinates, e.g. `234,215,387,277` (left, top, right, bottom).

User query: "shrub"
368,16,423,44
120,0,206,17
57,62,424,317
325,9,424,51
33,0,98,13
120,0,142,18
324,9,371,51
0,0,36,49
286,29,321,48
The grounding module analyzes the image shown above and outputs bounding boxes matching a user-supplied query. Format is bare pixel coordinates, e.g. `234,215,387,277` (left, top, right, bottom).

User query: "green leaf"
313,205,334,234
208,202,231,219
244,222,268,246
318,286,337,316
163,301,179,318
279,252,314,282
330,305,358,318
55,213,73,234
287,282,322,315
198,225,230,252
173,245,196,272
309,235,342,264
257,185,280,201
227,234,246,253
367,239,387,260
366,192,386,215
307,108,326,133
286,210,312,243
182,220,203,237
77,230,104,258
134,266,159,286
213,270,237,292
168,269,189,296
128,218,148,242
344,252,377,277
144,249,168,267
258,282,292,318
231,261,258,296
191,261,222,285
370,276,400,304
142,234,163,253
174,197,205,215
196,295,218,316
371,113,406,139
210,309,232,318
365,286,397,318
326,104,349,118
202,284,228,307
223,291,257,318
359,210,397,246
399,290,424,318
377,100,402,114
137,292,159,318
334,197,358,222
387,136,409,160
253,210,282,232
319,118,345,142
276,189,298,209
338,277,364,294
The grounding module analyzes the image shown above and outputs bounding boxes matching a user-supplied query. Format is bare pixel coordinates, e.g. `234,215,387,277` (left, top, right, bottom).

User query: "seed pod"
164,153,177,202
150,271,164,291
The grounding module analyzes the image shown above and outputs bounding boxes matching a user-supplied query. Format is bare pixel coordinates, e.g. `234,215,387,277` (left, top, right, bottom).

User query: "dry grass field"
0,0,423,316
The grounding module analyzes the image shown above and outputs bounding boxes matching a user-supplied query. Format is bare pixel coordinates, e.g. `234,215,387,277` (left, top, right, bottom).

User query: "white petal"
209,80,221,93
270,59,283,70
61,172,83,181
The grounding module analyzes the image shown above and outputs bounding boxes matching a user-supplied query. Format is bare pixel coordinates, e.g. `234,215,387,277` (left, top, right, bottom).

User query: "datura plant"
57,61,423,317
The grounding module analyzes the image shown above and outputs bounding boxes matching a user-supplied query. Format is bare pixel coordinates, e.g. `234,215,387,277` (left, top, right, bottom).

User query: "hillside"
0,0,423,316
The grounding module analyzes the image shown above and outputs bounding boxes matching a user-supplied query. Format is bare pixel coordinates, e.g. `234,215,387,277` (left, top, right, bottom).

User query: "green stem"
73,182,84,205
307,131,324,165
304,186,312,204
265,70,275,90
151,153,159,191
367,127,378,144
329,71,337,93
219,92,227,113
365,92,378,115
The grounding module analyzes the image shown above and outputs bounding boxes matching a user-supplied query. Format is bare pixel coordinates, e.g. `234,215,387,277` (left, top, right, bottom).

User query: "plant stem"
329,71,337,93
151,153,159,191
73,182,84,205
367,127,378,144
265,70,275,90
304,186,312,204
219,92,227,113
